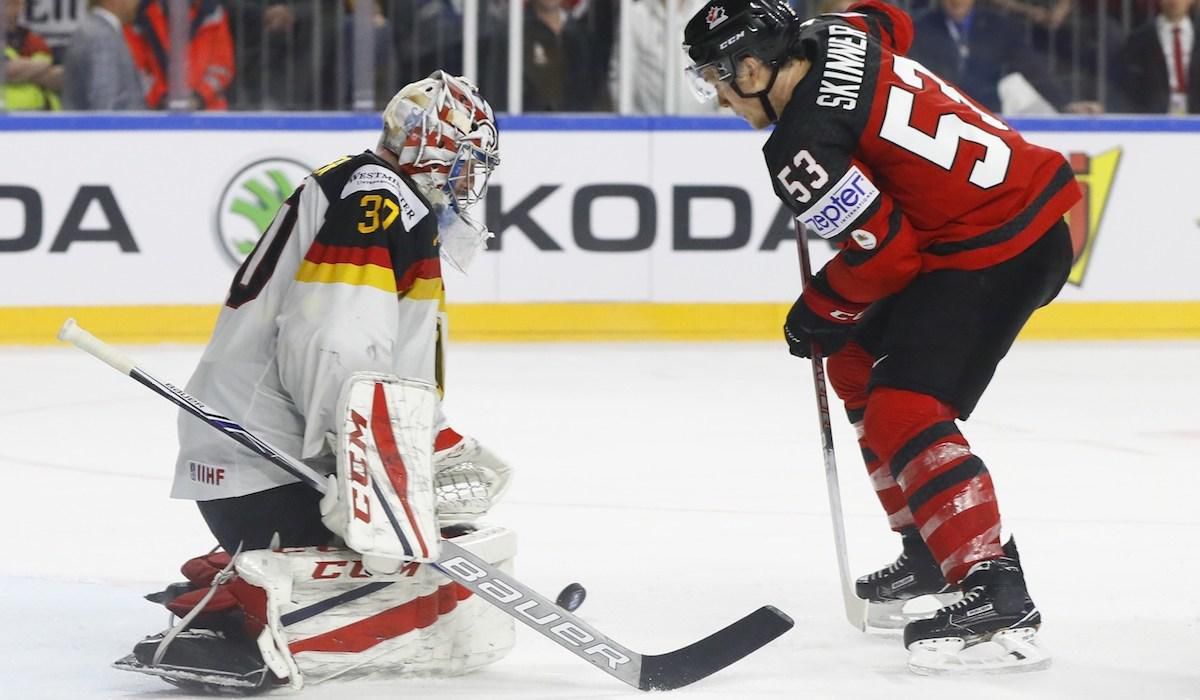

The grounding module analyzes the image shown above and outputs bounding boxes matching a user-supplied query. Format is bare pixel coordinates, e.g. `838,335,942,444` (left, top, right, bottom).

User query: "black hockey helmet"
682,0,800,104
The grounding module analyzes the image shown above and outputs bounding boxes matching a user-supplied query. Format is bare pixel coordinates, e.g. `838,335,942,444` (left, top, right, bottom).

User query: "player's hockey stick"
58,318,793,691
793,224,869,632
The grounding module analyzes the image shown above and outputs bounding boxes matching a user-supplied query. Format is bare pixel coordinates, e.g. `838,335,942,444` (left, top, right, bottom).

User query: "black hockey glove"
783,281,867,359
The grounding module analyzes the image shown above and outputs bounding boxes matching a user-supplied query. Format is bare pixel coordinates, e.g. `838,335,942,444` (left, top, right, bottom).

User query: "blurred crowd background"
0,0,1196,115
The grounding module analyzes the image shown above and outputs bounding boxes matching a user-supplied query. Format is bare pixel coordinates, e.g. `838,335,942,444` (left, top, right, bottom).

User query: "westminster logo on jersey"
216,157,311,266
1066,148,1121,288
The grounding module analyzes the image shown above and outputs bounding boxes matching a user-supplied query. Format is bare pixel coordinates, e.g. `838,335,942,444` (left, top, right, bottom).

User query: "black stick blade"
637,605,794,691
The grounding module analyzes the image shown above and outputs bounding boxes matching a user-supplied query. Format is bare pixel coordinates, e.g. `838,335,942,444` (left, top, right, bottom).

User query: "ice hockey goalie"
115,71,516,693
116,375,518,694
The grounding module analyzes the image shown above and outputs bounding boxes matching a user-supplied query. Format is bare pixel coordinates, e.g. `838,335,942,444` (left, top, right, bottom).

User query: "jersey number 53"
775,149,830,204
879,55,1012,189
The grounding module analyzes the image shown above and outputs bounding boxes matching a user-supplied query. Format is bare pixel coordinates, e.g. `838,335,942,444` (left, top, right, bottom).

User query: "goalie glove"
433,428,513,527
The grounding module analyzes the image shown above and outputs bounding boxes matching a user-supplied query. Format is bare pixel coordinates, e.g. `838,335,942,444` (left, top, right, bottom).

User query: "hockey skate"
114,557,279,695
856,528,960,631
114,627,274,695
904,556,1050,675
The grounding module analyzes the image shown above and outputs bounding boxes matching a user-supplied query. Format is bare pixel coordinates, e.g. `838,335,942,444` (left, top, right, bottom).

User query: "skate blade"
865,593,962,633
907,627,1051,675
114,653,267,690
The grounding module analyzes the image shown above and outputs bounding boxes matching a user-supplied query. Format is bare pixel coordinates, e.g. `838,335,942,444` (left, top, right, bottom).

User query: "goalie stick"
793,223,870,632
58,319,793,691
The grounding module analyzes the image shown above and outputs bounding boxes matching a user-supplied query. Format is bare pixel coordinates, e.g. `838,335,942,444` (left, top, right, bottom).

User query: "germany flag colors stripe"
296,241,396,292
296,242,443,297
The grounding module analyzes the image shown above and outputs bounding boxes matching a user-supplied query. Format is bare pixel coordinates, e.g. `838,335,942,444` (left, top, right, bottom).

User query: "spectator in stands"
127,0,235,110
466,0,523,111
988,0,1072,30
227,1,351,110
389,0,468,82
61,0,143,110
227,2,300,109
340,0,392,106
1120,0,1199,112
814,0,853,13
613,0,716,113
4,0,63,110
577,0,617,107
986,0,1122,109
524,0,607,110
18,0,86,62
909,0,1103,113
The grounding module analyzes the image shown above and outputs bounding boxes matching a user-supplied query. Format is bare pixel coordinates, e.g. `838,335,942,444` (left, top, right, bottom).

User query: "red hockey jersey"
764,0,1081,306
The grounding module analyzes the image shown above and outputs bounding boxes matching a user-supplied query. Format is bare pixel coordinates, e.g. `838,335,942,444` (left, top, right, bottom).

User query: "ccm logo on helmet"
719,30,746,50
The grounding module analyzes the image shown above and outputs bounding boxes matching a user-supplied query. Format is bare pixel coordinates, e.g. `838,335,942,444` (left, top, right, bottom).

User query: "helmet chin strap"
731,63,783,123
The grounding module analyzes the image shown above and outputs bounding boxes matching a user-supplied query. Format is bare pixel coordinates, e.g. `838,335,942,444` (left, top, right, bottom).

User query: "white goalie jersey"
172,151,447,501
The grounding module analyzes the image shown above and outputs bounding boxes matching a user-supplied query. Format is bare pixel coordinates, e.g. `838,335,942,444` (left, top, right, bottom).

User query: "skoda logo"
216,157,311,266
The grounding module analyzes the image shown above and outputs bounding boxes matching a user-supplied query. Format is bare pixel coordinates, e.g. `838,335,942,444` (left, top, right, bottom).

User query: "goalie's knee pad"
238,525,516,689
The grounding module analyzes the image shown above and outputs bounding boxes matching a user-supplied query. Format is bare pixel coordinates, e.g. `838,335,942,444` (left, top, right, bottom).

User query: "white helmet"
380,71,500,273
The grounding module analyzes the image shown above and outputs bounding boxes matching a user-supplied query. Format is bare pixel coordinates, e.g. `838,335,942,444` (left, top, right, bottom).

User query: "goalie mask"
682,0,800,121
380,71,500,273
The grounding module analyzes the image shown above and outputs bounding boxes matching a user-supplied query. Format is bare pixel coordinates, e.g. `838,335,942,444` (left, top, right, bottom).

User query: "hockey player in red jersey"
684,0,1080,673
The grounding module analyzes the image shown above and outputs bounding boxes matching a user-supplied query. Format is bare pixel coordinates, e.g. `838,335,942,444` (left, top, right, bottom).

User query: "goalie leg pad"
324,373,441,567
235,525,517,687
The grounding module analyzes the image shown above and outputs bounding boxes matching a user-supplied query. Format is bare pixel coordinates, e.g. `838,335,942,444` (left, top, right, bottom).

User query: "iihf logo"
706,5,728,28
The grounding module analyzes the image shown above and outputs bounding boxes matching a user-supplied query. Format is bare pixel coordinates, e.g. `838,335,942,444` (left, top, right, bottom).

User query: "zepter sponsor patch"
798,165,879,239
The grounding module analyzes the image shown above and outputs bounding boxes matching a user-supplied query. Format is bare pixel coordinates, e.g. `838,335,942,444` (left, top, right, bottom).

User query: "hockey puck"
555,582,587,612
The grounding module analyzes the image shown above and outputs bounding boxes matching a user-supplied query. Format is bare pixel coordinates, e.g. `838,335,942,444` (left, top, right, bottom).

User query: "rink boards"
0,114,1197,343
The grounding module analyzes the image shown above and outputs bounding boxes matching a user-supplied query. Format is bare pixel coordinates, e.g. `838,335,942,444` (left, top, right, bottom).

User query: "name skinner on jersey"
816,25,868,111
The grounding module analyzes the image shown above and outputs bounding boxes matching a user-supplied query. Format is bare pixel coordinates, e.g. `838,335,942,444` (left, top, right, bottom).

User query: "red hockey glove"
784,283,868,359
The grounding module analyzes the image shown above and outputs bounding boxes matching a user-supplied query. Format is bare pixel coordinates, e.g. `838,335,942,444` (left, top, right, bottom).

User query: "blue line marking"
2,113,1200,132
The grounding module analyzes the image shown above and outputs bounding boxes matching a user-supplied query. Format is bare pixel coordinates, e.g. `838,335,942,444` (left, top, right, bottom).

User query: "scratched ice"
1,340,1196,699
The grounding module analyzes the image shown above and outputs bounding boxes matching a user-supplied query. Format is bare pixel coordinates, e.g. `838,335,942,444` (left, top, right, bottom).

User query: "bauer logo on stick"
440,556,633,671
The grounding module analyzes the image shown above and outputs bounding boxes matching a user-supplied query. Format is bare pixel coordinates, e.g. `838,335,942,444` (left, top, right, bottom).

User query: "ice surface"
1,340,1197,699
